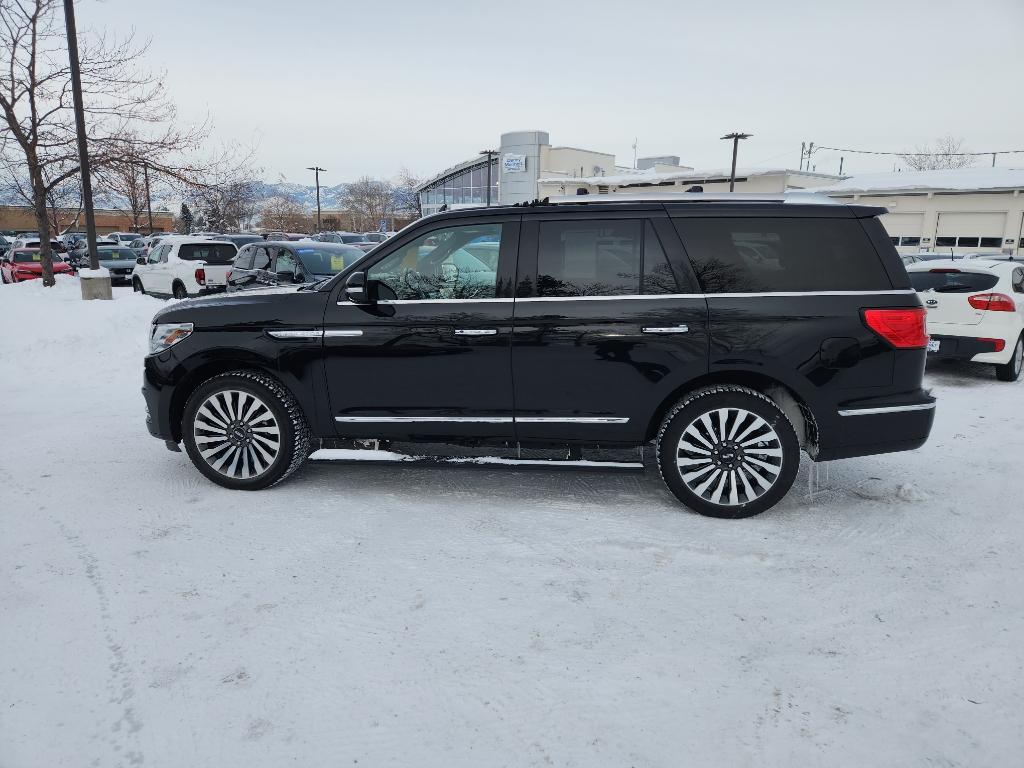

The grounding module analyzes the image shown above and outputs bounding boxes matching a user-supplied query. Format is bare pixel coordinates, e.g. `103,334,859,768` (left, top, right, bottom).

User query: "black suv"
142,195,935,518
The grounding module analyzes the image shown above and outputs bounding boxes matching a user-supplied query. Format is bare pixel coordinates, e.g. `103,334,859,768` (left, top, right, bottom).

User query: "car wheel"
172,282,188,300
133,277,144,294
181,370,311,490
995,335,1024,382
656,386,801,518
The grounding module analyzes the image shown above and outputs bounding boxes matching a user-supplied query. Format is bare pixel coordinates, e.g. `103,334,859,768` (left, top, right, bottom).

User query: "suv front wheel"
182,370,311,490
656,386,801,518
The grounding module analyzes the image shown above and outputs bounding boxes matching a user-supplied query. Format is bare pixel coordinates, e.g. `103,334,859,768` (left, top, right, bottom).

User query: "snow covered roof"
415,156,493,192
538,167,839,187
813,167,1024,195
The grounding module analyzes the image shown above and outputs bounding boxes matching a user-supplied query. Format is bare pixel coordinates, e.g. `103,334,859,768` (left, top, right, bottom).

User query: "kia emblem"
925,299,938,307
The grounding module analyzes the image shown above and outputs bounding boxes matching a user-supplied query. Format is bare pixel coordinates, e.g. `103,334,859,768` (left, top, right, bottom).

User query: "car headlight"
149,322,193,355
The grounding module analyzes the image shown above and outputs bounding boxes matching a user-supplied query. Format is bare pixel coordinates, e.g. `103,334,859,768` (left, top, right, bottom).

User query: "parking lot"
2,278,1022,767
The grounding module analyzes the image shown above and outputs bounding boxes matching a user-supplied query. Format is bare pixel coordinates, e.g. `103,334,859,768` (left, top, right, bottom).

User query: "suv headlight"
149,322,193,355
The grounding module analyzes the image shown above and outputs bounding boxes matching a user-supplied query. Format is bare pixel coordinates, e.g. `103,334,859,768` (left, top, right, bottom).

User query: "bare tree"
899,135,976,171
341,176,395,232
258,197,313,232
0,0,208,285
394,167,422,219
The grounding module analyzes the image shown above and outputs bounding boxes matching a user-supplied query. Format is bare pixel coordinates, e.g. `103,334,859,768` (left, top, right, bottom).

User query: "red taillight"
968,292,1016,312
195,267,206,286
863,307,929,349
978,338,1007,353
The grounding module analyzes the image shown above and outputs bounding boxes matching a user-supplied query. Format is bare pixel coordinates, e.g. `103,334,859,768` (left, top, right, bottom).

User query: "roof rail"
544,191,839,206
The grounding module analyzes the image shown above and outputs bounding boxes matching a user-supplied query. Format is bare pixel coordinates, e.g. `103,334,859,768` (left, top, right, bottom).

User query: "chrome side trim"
516,294,703,302
376,297,514,305
454,329,497,336
838,403,936,417
712,290,916,298
324,329,364,337
335,416,514,423
516,416,630,424
267,329,321,339
333,415,630,424
642,325,689,334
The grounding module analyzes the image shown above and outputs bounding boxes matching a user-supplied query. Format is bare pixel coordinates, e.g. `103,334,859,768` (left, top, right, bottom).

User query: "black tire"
133,277,144,293
172,281,188,300
656,386,801,518
181,370,311,490
995,334,1023,382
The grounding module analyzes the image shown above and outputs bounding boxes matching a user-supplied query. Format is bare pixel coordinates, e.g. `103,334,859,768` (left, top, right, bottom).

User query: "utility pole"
63,0,103,288
721,133,752,192
838,156,844,176
306,166,325,232
800,141,806,171
479,149,497,206
143,163,155,233
992,152,997,167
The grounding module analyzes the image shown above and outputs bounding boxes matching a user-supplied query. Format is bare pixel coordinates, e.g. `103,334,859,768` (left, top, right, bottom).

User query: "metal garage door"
880,212,925,249
935,212,1007,253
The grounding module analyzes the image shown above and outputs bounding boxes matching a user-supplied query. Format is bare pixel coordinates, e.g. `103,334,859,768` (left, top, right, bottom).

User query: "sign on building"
502,154,527,173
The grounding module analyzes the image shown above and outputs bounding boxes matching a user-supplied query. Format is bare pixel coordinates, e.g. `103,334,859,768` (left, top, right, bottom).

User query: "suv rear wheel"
172,281,187,300
656,386,801,518
182,370,311,490
995,334,1023,382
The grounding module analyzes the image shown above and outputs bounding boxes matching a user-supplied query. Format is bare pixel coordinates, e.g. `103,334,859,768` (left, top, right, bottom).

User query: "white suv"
908,258,1024,381
132,237,237,299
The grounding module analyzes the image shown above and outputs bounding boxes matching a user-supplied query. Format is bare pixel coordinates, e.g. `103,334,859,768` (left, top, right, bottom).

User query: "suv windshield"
177,243,236,264
294,246,363,274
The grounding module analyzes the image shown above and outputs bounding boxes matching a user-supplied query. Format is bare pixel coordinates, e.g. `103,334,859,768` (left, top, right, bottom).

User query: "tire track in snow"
55,520,145,767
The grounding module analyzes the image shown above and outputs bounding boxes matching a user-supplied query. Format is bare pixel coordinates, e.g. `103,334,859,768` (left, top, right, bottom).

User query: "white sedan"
907,258,1024,381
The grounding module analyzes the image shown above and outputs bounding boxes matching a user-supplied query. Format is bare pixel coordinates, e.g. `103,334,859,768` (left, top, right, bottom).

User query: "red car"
0,248,73,283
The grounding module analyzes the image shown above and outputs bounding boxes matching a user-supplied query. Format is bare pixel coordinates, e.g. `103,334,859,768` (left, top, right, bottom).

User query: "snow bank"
814,166,1024,194
78,267,110,278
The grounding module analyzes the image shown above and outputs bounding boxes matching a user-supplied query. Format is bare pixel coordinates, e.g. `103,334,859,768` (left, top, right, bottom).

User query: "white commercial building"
416,129,840,217
812,167,1024,258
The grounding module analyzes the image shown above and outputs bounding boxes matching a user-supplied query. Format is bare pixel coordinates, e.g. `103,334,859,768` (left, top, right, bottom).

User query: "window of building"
368,223,501,300
900,236,921,247
889,236,900,245
979,237,1003,248
956,236,980,248
935,236,957,247
673,217,891,293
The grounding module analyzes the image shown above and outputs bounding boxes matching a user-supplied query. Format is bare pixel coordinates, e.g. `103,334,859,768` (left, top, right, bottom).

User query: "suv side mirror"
345,271,370,304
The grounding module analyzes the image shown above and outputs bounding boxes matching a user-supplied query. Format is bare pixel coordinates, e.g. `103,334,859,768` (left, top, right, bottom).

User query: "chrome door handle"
454,329,498,336
642,325,689,334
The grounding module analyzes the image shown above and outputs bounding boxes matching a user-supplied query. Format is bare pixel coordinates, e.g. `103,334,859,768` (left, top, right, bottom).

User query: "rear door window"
233,247,254,270
673,217,893,293
251,247,271,271
178,243,236,264
909,270,999,293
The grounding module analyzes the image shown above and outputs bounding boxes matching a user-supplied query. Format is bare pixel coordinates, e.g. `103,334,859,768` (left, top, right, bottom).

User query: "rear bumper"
816,390,936,461
928,333,1012,364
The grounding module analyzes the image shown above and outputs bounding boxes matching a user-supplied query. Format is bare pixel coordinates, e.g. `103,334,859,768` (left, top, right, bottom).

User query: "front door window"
367,223,502,300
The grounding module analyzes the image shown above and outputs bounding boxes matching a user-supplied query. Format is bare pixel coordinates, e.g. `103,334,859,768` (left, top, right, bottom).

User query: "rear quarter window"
909,271,999,293
178,243,237,264
673,217,894,293
233,247,254,270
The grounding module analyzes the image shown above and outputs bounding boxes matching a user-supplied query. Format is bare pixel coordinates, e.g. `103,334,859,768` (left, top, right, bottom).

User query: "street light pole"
720,132,752,192
479,150,496,207
63,0,100,275
306,166,325,232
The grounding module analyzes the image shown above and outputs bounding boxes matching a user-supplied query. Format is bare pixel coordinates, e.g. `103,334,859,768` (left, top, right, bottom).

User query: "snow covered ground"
1,278,1022,767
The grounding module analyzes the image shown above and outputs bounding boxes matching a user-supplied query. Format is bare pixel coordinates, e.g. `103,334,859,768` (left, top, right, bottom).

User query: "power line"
812,145,1024,157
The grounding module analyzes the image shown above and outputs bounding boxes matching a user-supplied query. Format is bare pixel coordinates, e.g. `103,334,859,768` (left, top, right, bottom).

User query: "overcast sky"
84,0,1024,185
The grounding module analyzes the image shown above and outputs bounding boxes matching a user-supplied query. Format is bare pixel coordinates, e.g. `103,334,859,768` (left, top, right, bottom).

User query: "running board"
308,448,644,471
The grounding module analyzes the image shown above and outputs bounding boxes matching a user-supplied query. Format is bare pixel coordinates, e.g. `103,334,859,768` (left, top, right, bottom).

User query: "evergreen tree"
179,203,194,234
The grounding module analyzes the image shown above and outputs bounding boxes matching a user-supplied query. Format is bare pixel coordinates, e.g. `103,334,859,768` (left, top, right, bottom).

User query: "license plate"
927,339,940,353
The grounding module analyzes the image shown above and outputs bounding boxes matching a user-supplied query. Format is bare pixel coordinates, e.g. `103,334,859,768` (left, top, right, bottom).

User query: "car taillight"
978,338,1007,353
968,292,1016,312
862,307,929,349
195,268,206,286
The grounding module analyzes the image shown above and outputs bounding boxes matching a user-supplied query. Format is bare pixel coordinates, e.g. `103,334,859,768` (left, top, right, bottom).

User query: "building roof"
538,166,840,187
415,156,493,193
813,167,1024,195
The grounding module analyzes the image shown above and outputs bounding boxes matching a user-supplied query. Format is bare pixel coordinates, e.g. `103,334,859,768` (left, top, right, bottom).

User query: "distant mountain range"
0,181,353,212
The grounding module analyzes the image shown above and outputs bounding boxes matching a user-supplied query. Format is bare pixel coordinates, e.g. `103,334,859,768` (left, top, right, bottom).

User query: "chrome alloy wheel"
192,389,281,479
676,407,784,507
